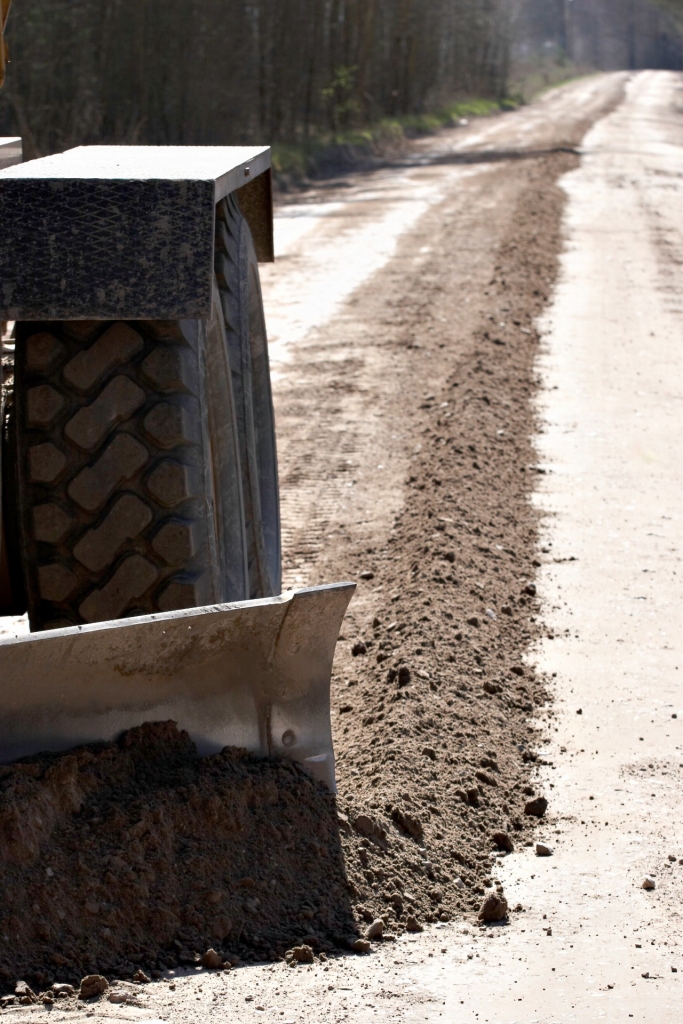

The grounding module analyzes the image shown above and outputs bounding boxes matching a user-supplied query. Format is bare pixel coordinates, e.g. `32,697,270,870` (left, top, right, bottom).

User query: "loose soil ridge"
326,150,580,934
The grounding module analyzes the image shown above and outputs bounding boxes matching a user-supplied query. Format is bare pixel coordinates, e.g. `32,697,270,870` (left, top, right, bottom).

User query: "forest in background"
0,0,512,159
514,0,683,72
0,0,681,163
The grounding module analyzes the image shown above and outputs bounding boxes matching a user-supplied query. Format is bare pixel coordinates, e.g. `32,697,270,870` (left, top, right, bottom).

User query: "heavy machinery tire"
9,198,280,631
0,344,26,615
216,194,281,599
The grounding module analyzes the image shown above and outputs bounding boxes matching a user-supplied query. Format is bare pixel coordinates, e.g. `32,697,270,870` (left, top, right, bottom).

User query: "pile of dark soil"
0,722,355,992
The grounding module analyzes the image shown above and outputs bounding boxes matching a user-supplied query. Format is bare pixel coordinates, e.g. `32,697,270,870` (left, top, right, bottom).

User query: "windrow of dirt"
321,150,580,936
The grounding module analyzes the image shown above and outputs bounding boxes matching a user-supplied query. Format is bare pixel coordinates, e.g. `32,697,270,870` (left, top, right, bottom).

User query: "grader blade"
0,582,354,791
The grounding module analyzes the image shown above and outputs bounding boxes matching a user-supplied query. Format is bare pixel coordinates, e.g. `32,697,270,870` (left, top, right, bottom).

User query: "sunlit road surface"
262,73,623,377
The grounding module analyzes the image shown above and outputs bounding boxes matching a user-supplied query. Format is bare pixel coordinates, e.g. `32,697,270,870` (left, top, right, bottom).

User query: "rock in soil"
200,949,224,970
14,981,37,1005
78,975,108,1000
524,796,549,817
535,843,553,857
642,876,656,890
492,831,514,853
365,919,384,940
478,893,509,922
288,945,315,964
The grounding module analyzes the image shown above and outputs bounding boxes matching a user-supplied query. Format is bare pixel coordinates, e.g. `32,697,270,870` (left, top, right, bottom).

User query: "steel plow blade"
0,582,354,791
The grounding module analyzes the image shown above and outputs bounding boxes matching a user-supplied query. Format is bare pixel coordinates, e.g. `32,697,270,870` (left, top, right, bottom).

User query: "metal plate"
0,582,354,790
0,145,270,321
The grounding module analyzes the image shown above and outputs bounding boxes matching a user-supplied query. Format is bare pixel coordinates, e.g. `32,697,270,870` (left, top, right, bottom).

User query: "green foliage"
321,65,361,130
508,58,595,105
271,97,519,182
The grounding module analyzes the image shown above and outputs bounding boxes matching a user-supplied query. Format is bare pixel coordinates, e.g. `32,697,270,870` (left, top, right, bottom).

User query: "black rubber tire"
215,195,281,599
0,376,27,615
11,200,280,631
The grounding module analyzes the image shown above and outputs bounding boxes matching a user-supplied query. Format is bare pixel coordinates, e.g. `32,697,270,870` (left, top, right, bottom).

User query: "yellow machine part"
0,0,11,89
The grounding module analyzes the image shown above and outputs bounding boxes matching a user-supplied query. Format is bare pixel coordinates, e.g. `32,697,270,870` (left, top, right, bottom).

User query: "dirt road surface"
2,70,681,1021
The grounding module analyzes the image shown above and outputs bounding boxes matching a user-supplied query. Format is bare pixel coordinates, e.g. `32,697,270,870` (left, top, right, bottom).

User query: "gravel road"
2,70,681,1022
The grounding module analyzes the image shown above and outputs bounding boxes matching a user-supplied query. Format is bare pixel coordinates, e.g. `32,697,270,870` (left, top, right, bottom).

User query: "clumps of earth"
0,722,357,995
0,714,548,998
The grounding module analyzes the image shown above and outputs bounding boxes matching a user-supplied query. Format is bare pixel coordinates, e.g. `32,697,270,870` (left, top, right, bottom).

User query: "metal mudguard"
0,145,274,321
0,583,354,791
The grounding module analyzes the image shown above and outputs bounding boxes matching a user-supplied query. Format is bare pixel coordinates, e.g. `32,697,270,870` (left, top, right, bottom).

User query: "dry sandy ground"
1,71,681,1021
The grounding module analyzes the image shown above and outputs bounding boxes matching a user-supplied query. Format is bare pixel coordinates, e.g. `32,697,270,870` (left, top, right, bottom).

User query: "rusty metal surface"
0,145,271,321
235,167,274,263
0,582,354,790
0,1,11,90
